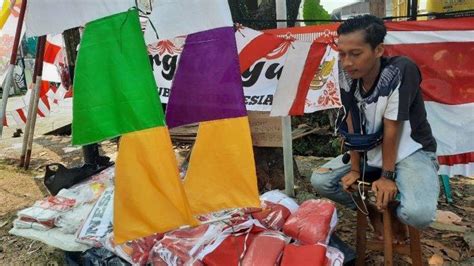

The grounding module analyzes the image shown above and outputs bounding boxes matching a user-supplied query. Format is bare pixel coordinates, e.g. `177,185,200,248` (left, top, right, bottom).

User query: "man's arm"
350,150,360,172
382,118,401,171
372,118,401,210
342,113,361,190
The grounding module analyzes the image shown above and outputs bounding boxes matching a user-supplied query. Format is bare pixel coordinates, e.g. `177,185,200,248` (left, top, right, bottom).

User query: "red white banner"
267,18,474,177
4,34,71,127
151,27,340,113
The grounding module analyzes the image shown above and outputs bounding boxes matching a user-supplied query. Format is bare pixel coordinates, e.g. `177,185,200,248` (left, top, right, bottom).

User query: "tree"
228,0,303,30
302,0,331,25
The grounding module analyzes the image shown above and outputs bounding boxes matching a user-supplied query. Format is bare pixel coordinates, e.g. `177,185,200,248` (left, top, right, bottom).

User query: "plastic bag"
283,199,337,245
199,219,266,266
241,231,289,266
251,201,291,230
17,206,59,229
260,190,299,213
103,232,164,265
34,196,77,211
76,187,114,246
13,218,52,231
148,224,223,266
326,246,345,266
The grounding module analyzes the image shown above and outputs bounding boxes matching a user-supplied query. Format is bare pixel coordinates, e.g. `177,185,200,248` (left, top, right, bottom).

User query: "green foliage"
302,0,331,25
293,134,339,157
228,0,302,30
292,111,340,157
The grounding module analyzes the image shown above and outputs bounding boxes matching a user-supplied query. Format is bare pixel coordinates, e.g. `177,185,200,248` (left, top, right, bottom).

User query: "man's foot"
390,208,409,244
367,203,409,243
367,204,384,240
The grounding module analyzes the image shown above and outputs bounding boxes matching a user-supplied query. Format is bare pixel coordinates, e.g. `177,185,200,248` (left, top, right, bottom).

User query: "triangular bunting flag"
184,116,260,215
165,27,247,128
73,9,164,145
114,126,198,244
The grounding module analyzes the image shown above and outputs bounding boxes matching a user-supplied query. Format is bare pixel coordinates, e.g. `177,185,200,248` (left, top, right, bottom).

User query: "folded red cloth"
283,199,336,245
280,244,327,266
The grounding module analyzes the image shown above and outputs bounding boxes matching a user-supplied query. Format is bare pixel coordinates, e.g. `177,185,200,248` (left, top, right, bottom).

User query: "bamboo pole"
19,36,44,167
21,36,46,169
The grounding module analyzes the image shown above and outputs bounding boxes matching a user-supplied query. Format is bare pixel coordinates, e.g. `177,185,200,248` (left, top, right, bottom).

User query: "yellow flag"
114,127,198,244
184,116,260,215
0,0,11,29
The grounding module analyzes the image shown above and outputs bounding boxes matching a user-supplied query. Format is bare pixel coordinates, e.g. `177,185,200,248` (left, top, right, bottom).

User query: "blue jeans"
311,149,440,229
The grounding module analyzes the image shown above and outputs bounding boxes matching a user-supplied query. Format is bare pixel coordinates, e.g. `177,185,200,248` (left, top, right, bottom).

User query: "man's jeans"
311,149,440,229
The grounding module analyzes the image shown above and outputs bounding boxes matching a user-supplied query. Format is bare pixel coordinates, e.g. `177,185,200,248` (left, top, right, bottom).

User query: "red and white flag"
270,42,339,116
266,18,474,176
384,17,474,177
4,34,70,127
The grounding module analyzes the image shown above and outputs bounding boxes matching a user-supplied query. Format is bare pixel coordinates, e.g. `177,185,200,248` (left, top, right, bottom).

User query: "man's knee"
310,168,334,195
398,204,437,229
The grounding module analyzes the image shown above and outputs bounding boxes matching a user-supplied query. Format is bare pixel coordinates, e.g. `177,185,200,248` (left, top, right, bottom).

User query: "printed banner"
304,45,342,113
0,0,22,84
151,26,341,113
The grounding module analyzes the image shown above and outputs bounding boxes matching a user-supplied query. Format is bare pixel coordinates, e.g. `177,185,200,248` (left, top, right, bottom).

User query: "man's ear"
375,43,385,57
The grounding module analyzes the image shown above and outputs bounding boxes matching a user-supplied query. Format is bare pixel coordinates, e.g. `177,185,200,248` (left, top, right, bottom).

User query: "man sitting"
311,15,439,241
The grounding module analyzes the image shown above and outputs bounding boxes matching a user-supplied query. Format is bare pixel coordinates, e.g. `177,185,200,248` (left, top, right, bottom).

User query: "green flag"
72,9,164,146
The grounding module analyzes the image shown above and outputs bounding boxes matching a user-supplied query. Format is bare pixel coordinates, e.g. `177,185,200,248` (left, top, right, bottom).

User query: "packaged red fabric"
241,231,289,266
103,233,164,265
200,220,266,266
282,199,337,245
203,234,254,266
35,196,76,211
251,201,291,230
148,224,223,265
280,244,327,266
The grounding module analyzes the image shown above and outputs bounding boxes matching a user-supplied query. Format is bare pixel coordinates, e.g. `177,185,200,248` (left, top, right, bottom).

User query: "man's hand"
372,177,398,211
342,171,360,192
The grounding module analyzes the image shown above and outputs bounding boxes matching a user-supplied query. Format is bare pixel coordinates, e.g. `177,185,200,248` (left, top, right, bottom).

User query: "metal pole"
22,36,46,169
406,0,412,18
0,0,28,137
276,0,294,197
410,0,418,20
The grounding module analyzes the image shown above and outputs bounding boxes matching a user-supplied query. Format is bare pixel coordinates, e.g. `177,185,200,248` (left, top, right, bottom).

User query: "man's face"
337,30,384,80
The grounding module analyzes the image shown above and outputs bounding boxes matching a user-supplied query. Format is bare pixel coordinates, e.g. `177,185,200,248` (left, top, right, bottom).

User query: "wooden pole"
275,0,294,197
0,0,28,137
19,36,44,167
23,36,46,170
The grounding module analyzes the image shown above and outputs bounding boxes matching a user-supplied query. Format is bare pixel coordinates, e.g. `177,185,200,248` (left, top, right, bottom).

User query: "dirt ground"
0,134,117,264
0,134,473,265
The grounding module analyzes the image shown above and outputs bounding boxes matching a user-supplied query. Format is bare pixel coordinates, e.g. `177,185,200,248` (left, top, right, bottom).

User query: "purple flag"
165,27,247,128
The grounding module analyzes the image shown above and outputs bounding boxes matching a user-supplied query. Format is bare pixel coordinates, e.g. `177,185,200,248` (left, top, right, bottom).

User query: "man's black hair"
337,14,387,49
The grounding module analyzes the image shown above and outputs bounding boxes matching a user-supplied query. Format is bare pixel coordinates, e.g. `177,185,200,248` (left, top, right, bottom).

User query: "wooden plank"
356,209,368,266
409,226,423,266
248,111,282,147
